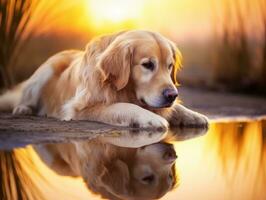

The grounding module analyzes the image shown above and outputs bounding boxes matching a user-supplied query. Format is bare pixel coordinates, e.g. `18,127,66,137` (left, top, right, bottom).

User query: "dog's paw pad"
13,105,32,115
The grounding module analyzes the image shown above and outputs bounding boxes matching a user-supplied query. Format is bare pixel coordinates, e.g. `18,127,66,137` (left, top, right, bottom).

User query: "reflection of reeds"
212,0,266,94
0,149,45,200
209,122,246,179
207,120,266,198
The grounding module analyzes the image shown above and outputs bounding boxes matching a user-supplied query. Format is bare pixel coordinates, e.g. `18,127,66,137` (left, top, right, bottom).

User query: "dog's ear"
168,41,182,86
99,159,130,197
85,31,127,62
99,40,133,91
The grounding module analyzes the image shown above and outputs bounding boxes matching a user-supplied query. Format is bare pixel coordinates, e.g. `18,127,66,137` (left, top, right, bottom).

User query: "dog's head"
96,30,182,108
82,142,178,200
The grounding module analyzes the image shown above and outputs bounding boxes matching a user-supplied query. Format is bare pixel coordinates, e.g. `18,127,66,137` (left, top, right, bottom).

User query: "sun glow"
86,0,142,33
47,0,214,39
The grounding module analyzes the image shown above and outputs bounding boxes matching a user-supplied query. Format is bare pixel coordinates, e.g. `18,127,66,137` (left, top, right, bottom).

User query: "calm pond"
0,120,265,200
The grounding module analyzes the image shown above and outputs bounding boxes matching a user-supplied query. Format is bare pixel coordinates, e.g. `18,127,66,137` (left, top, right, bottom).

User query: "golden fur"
0,30,208,128
0,30,209,200
35,140,179,200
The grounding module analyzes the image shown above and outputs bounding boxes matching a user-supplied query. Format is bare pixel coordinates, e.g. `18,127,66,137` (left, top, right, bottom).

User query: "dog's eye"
168,63,174,71
141,175,155,184
169,173,173,180
142,61,155,71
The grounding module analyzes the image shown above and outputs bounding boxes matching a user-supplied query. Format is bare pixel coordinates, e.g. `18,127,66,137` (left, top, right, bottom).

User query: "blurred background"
0,0,265,95
1,2,266,199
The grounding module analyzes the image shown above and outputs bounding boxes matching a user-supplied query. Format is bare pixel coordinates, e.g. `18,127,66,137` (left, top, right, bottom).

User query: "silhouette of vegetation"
0,0,69,90
213,0,266,94
260,0,266,87
0,0,37,88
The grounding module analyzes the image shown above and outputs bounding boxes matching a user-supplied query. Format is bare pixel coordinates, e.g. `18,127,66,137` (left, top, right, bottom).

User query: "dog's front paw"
181,111,208,128
13,105,33,115
170,105,209,128
130,112,169,131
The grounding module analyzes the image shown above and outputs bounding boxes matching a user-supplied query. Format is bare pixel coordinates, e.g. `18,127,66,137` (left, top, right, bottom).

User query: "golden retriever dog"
35,140,178,200
0,30,208,128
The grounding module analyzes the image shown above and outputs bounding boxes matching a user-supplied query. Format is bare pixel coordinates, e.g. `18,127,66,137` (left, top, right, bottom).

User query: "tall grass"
260,0,266,87
212,0,266,94
1,0,37,88
0,0,70,90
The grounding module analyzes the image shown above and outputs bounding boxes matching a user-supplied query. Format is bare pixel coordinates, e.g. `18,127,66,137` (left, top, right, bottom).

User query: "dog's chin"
139,98,173,109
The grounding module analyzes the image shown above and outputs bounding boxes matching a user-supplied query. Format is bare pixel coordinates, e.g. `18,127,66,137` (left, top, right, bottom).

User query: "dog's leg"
12,65,54,115
63,102,169,130
166,104,209,128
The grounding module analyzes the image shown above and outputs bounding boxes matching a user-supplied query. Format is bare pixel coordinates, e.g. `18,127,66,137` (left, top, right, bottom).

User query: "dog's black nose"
162,88,178,103
163,148,177,163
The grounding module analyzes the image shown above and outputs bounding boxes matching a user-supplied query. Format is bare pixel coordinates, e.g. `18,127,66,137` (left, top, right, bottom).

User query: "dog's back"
0,50,82,114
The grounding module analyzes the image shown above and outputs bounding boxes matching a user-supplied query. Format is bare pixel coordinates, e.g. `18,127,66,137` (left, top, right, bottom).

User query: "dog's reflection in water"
35,139,178,200
0,127,207,200
33,127,208,200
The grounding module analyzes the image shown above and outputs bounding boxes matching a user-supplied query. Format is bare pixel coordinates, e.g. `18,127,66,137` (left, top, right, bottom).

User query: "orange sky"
34,0,263,42
35,0,214,41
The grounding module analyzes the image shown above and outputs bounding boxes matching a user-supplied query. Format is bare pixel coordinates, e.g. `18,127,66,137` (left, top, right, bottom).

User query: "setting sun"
86,0,142,32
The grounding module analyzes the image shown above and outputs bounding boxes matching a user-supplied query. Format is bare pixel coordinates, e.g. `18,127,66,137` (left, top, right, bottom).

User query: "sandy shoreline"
179,86,266,120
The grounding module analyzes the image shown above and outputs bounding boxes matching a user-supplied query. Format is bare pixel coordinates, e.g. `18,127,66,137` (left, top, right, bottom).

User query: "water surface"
0,120,265,200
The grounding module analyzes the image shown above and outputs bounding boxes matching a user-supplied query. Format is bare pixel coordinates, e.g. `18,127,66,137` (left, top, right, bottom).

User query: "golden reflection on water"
1,120,266,200
165,120,266,200
0,147,99,200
